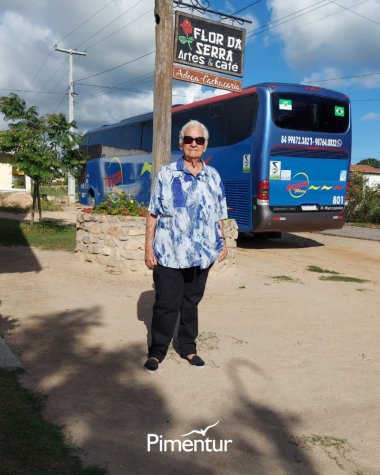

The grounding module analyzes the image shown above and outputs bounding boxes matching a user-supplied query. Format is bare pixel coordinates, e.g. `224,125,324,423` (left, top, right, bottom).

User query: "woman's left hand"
218,243,228,262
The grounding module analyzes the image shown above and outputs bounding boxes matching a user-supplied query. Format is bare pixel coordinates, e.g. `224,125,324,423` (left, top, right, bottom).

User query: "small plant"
319,275,369,284
291,434,362,472
238,285,246,289
85,191,147,217
307,265,340,275
272,275,301,283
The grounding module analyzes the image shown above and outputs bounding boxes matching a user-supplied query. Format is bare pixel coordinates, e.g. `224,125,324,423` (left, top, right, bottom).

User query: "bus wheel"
253,232,282,240
89,191,96,208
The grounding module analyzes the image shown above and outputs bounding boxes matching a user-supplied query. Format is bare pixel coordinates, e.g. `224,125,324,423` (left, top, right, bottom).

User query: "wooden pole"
151,0,173,188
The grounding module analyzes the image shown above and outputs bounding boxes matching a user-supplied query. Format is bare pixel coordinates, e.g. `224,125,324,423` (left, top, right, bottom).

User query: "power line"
331,0,380,27
230,0,263,16
58,0,114,44
246,0,369,48
246,0,336,39
75,0,144,49
75,71,155,103
0,88,66,95
76,50,155,82
53,94,69,114
86,8,153,50
24,0,114,102
303,71,380,84
246,0,328,35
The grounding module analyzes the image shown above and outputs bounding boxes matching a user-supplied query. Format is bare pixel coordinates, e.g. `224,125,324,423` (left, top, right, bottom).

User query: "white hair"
179,120,209,144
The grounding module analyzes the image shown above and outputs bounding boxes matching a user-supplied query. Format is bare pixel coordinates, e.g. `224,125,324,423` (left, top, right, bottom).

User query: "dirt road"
0,231,379,475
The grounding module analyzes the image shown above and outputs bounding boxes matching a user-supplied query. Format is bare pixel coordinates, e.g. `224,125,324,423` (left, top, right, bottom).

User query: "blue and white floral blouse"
148,157,228,269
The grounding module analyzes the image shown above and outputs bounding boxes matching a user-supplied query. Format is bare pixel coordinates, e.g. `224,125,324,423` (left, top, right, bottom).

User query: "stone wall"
76,213,238,273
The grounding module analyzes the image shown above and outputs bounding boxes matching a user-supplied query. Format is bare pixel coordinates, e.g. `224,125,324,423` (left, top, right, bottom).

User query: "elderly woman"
144,120,228,373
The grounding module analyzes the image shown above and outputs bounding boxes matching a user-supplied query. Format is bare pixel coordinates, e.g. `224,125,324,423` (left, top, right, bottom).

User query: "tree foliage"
0,93,86,222
356,158,380,167
347,171,380,224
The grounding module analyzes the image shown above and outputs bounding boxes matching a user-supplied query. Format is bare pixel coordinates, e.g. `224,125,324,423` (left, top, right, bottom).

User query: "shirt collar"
176,157,209,176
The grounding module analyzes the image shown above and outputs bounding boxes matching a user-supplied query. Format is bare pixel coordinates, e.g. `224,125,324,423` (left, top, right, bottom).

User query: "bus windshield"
271,93,349,134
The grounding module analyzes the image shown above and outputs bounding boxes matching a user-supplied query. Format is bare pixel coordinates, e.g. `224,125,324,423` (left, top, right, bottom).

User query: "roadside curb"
0,336,22,370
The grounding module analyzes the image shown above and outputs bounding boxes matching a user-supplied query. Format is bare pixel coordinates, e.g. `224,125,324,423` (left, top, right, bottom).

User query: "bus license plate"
301,205,318,211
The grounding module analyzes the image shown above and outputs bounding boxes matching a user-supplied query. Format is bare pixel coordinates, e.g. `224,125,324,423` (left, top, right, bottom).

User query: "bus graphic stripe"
308,185,320,190
321,186,333,190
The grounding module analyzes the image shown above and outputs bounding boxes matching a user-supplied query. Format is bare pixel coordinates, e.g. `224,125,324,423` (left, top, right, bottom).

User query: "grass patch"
272,275,301,283
319,275,370,284
0,200,63,214
307,265,340,275
291,434,358,471
40,186,68,197
0,368,107,475
238,285,246,289
0,218,76,252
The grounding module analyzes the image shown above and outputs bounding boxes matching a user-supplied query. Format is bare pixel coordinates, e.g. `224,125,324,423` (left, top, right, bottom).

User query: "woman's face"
180,126,208,162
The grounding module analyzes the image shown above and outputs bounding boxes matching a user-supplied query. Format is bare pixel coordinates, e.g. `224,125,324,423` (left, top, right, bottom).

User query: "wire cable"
75,0,144,49
303,71,380,83
331,0,380,27
246,0,336,39
246,0,329,35
86,8,153,50
57,0,115,44
246,0,369,48
76,50,155,82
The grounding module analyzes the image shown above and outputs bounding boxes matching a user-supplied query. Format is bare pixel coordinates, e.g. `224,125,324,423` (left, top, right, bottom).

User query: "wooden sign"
174,12,246,78
173,65,242,93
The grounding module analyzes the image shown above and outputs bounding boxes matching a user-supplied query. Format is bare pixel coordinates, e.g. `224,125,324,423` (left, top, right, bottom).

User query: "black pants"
148,264,211,362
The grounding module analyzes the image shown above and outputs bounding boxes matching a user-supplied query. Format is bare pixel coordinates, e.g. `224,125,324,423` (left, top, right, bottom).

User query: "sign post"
151,0,174,188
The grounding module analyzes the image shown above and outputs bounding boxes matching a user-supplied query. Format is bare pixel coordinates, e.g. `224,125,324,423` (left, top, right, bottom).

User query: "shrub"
347,172,380,224
84,191,147,217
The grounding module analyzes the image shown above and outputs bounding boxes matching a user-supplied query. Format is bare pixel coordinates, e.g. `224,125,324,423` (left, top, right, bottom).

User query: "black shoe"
144,358,159,374
187,355,205,369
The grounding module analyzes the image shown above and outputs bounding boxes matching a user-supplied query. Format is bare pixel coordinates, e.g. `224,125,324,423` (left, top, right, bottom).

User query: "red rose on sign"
180,19,193,35
178,18,194,50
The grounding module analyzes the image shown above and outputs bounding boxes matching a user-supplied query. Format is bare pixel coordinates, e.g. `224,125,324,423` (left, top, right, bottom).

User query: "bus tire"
89,190,96,208
253,232,282,240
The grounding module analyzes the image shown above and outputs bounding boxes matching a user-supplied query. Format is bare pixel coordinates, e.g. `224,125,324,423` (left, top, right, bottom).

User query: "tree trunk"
36,182,42,221
31,182,37,223
151,0,173,189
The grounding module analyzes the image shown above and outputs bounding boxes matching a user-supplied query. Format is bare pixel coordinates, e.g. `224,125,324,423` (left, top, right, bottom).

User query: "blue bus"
79,82,351,236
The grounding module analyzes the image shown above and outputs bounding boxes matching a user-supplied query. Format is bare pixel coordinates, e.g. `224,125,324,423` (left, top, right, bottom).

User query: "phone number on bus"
281,135,343,147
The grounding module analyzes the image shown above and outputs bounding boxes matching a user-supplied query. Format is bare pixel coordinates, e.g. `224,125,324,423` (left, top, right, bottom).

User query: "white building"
0,154,31,192
350,165,380,189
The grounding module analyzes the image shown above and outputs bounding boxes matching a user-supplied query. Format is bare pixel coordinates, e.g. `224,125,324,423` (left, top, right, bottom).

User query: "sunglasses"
183,136,206,145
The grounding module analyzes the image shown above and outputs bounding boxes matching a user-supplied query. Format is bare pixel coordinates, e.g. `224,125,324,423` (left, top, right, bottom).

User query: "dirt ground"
0,228,379,475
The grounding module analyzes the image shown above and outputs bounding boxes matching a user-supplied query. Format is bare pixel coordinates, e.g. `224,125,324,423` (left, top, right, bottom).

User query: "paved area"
1,231,379,475
318,225,380,241
0,336,22,369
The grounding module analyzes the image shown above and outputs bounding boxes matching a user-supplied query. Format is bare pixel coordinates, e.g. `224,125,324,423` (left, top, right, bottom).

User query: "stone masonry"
76,213,238,273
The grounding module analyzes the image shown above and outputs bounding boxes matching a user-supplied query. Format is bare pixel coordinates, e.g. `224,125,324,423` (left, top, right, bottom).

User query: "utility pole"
54,46,87,204
151,0,173,187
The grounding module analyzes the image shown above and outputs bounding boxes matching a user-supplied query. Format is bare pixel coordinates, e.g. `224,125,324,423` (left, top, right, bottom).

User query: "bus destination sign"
173,65,242,93
174,12,246,78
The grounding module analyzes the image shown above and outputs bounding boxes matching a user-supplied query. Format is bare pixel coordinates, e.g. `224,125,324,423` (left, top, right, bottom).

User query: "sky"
1,0,380,164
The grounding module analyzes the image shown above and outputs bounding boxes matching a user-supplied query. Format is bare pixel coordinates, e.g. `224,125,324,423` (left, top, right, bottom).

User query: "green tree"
348,171,380,224
356,158,380,167
0,93,86,222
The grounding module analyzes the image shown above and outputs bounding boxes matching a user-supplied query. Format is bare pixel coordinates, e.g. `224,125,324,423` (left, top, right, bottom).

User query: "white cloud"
360,112,380,121
266,0,380,79
0,0,232,134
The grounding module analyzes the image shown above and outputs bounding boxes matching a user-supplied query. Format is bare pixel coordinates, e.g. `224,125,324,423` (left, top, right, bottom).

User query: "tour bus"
79,82,351,236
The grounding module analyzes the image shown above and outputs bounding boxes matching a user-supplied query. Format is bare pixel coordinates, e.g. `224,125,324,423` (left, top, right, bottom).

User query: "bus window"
225,94,258,146
271,93,349,133
112,124,141,150
141,120,153,152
